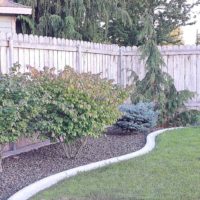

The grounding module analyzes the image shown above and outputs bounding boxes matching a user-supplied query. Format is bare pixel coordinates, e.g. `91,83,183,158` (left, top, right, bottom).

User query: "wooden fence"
0,32,200,108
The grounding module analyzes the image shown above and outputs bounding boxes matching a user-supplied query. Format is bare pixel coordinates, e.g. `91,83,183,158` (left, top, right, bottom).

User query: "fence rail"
0,32,200,108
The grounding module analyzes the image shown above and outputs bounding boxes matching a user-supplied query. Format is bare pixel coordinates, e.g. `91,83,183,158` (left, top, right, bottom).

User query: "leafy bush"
168,110,200,127
131,73,194,126
0,70,41,172
28,67,127,158
196,113,200,126
116,102,158,133
0,66,127,171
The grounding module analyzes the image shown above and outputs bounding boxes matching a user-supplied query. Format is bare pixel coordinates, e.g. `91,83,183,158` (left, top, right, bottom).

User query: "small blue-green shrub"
116,102,158,133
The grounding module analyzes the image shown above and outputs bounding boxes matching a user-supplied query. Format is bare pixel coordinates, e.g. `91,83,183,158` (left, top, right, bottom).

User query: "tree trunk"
74,137,88,159
59,137,88,159
60,142,70,159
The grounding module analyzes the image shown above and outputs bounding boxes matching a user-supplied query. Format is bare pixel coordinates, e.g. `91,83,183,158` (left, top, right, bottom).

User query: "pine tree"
15,0,131,42
108,0,200,46
16,0,199,45
130,9,194,126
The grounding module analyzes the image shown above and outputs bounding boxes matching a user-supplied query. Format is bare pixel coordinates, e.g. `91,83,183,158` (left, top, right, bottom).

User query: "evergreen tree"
130,9,194,126
108,0,200,46
16,0,199,45
15,0,131,42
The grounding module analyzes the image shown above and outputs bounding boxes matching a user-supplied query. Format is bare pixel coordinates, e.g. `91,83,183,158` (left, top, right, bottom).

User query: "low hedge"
0,66,127,172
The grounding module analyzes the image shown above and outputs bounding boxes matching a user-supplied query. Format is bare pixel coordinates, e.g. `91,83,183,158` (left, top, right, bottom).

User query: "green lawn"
32,128,200,200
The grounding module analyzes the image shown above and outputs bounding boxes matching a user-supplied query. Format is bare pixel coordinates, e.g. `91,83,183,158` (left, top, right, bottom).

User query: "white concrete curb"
8,128,181,200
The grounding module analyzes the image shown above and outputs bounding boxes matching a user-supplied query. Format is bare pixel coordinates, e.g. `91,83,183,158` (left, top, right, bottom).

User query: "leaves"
16,0,132,42
0,72,40,145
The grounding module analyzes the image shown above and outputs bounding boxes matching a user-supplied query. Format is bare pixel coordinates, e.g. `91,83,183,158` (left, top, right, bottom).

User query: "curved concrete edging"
8,127,182,200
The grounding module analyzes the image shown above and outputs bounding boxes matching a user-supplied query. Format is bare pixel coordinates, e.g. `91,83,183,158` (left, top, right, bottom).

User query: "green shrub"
28,67,127,158
116,102,158,133
0,65,127,169
0,71,40,172
131,75,194,126
168,110,200,127
197,113,200,126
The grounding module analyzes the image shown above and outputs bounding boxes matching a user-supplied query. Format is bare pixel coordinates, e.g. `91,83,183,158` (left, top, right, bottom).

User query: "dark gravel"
0,128,146,200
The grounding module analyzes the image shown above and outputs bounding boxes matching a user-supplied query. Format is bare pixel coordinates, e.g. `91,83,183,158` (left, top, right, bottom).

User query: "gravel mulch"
0,128,146,200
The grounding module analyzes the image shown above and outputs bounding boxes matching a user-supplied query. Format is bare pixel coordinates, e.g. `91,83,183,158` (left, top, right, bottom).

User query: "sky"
182,0,200,44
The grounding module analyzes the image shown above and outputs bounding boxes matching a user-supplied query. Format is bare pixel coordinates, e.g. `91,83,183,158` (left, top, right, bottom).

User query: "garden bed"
0,128,146,200
32,128,200,200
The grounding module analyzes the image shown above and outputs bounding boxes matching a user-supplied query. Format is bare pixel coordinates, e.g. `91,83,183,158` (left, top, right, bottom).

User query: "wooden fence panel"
173,55,185,91
0,33,199,107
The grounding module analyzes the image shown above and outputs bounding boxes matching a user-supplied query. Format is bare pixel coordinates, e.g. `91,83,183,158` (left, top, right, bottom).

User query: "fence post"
119,47,122,85
77,45,82,73
119,47,126,87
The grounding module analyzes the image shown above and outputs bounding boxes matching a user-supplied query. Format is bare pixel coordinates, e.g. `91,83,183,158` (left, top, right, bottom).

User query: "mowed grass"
32,128,200,200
